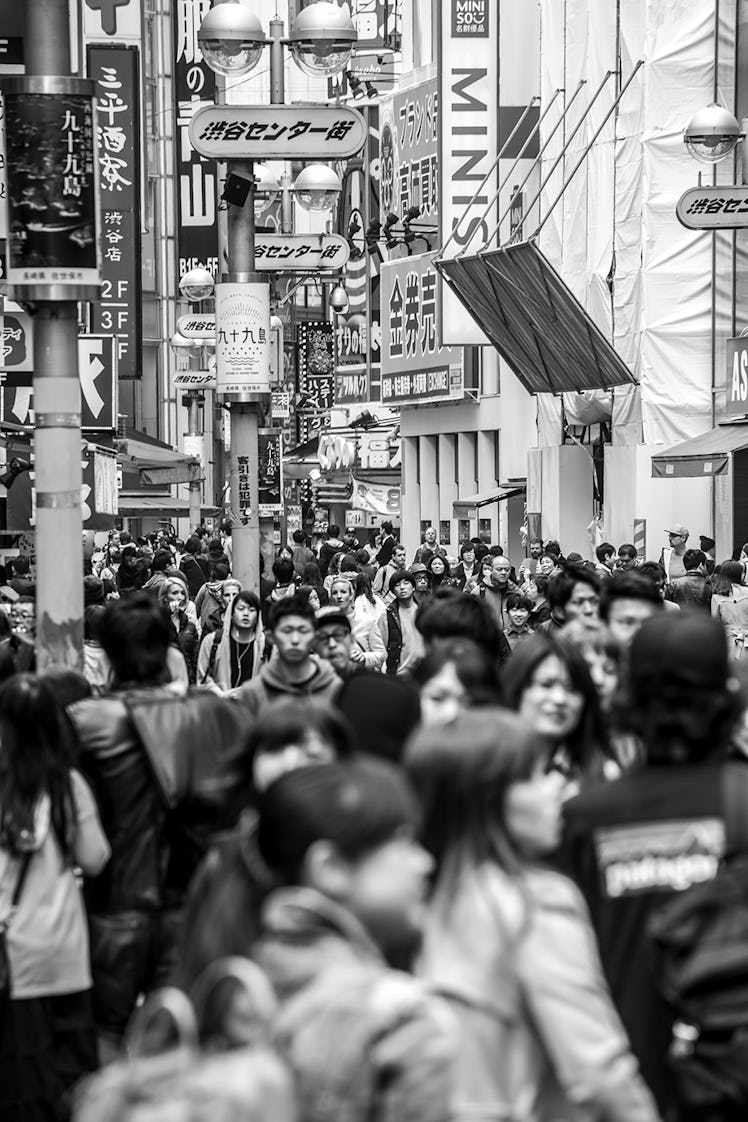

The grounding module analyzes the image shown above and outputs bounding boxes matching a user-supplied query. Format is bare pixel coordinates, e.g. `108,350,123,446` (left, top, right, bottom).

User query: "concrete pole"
25,0,84,670
186,392,202,532
226,161,262,594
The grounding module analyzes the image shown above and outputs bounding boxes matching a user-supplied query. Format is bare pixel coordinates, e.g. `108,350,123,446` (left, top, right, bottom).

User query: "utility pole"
4,0,98,668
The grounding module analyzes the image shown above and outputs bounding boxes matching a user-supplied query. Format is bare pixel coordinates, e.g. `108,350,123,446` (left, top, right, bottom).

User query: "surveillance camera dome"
179,267,215,302
329,284,349,313
684,104,742,163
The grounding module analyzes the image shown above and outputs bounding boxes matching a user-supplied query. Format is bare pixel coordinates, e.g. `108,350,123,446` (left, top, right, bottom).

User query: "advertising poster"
379,75,438,231
4,90,100,289
296,321,334,443
89,45,142,378
258,430,283,516
215,281,270,395
351,476,400,517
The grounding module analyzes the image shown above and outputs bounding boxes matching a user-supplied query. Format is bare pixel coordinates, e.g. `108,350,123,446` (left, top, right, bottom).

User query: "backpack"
647,766,748,1112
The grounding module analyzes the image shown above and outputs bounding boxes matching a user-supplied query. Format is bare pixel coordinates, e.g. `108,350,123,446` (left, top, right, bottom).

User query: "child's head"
257,759,431,953
505,592,533,628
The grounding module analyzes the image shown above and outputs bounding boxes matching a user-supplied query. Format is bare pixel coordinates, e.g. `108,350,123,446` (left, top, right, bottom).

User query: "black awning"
651,423,748,478
452,486,525,517
436,240,636,396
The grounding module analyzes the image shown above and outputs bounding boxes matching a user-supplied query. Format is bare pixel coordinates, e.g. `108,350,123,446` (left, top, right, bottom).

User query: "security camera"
329,284,349,313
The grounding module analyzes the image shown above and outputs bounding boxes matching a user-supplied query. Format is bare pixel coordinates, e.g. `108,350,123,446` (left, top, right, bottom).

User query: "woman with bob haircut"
406,708,661,1122
502,633,617,787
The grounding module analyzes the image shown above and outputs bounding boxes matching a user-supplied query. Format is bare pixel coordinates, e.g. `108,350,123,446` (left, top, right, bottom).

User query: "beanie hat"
629,613,728,692
389,568,416,593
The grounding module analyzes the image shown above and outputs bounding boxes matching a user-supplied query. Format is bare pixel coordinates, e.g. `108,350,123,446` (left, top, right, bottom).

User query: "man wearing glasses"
659,523,689,581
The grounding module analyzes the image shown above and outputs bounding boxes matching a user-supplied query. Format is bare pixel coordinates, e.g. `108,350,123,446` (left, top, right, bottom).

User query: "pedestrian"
142,549,173,596
290,529,315,577
159,577,199,684
196,590,266,694
7,554,34,598
665,548,711,611
474,554,518,631
452,541,480,591
535,567,601,635
179,535,210,599
412,526,446,566
599,570,665,648
262,557,298,627
407,708,661,1122
410,562,432,604
318,523,346,578
615,543,639,572
314,605,371,680
115,544,148,595
537,551,562,579
595,541,617,580
375,520,397,568
416,587,512,667
195,563,238,636
503,633,617,788
299,559,328,606
412,638,500,726
372,542,408,604
234,594,341,716
371,570,425,676
709,558,748,659
562,612,748,1118
659,523,689,580
427,554,456,591
503,592,535,649
0,675,110,1121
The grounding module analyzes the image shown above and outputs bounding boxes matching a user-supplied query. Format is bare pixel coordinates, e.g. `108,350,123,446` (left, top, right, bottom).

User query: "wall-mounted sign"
726,337,748,417
215,281,270,395
3,77,101,298
676,186,748,230
258,429,283,516
0,301,32,376
380,251,463,406
88,45,142,379
189,104,366,160
296,321,335,442
0,334,117,430
83,0,141,40
351,476,400,516
335,364,370,405
379,75,438,228
254,233,350,271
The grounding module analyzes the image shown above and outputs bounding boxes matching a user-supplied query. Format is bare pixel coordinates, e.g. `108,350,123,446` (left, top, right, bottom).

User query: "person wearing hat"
370,570,424,676
314,605,369,681
659,522,689,581
410,562,432,605
699,534,716,575
562,613,748,1118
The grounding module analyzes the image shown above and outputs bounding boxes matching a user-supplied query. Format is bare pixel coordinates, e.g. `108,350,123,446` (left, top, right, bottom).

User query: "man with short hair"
536,568,601,633
474,555,518,631
375,520,397,568
235,594,341,714
416,587,511,666
370,570,425,675
318,523,345,577
595,542,616,580
616,543,639,572
666,548,711,612
179,535,210,598
8,554,35,598
290,529,315,576
262,556,297,626
453,541,480,591
314,604,367,681
599,570,664,647
659,523,689,581
413,526,446,566
373,542,408,603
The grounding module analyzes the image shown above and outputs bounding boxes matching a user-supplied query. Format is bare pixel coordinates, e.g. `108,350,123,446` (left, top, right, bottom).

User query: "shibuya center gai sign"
189,105,366,160
677,186,748,229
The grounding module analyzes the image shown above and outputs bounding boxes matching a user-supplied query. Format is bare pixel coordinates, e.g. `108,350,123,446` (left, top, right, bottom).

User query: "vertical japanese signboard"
215,281,270,395
379,76,438,231
380,252,463,407
296,322,334,443
438,0,498,344
89,45,142,379
258,430,283,516
173,0,218,278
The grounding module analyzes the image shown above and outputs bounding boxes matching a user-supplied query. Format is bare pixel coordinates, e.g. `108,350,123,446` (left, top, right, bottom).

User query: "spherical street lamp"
179,267,215,302
197,1,267,77
289,1,356,78
254,164,280,216
293,163,342,211
684,104,743,163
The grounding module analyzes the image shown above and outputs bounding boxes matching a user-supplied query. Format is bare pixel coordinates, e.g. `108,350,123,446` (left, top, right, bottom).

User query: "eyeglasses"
316,629,349,643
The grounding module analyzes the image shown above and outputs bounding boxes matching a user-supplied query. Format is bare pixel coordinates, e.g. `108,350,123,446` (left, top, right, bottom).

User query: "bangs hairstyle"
257,759,419,883
232,589,260,614
405,707,547,879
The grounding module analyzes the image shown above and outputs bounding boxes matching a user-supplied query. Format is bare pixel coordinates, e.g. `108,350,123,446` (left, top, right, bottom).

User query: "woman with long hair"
328,575,383,670
0,675,110,1121
196,590,265,694
427,554,457,591
407,709,661,1122
158,577,199,684
502,633,617,788
710,559,748,659
300,560,327,605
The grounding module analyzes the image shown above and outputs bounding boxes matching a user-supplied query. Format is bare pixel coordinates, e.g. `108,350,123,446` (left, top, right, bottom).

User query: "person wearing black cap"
699,534,716,575
370,570,424,676
314,605,368,682
561,613,748,1118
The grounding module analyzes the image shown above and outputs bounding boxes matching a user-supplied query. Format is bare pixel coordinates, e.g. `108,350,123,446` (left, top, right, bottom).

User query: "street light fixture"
179,267,215,302
254,164,280,216
293,163,342,211
684,104,743,163
197,0,267,77
289,1,356,78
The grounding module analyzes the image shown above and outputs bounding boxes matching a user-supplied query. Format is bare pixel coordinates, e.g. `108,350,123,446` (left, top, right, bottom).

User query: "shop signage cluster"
89,45,142,378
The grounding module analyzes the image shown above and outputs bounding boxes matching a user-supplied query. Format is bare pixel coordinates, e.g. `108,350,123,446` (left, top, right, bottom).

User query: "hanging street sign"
189,104,366,160
254,233,350,271
177,314,215,340
676,185,748,229
173,369,216,389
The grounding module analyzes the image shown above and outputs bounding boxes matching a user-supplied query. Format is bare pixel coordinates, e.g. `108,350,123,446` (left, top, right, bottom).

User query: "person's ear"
301,840,352,900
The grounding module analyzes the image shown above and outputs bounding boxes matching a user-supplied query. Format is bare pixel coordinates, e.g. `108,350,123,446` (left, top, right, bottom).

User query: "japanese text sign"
0,302,33,376
89,45,142,378
726,338,748,417
258,429,283,515
0,334,117,430
380,76,439,228
296,321,335,441
189,105,366,160
380,252,463,406
253,233,350,272
676,186,748,230
215,281,271,396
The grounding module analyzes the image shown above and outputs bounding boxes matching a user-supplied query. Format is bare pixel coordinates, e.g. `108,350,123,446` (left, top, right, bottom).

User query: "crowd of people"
3,516,748,1121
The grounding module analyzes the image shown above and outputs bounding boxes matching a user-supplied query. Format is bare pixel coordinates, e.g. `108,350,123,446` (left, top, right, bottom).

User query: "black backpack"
648,766,748,1113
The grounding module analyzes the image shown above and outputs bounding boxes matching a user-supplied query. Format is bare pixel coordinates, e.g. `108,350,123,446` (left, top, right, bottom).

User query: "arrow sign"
676,185,748,229
189,104,366,160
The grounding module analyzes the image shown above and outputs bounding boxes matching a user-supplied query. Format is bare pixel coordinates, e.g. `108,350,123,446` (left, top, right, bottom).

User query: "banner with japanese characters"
173,0,218,279
88,45,142,379
258,430,283,516
296,321,335,443
380,251,463,407
215,281,271,395
0,334,117,430
379,76,438,230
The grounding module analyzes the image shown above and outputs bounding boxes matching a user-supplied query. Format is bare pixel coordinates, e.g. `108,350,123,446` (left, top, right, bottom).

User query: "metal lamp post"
195,0,358,592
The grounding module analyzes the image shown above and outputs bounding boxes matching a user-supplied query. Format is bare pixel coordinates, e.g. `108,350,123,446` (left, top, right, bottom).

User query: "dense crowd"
2,517,748,1121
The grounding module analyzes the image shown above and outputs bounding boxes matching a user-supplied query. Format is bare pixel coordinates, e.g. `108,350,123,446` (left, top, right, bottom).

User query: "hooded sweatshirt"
255,887,455,1122
233,652,340,716
197,592,266,694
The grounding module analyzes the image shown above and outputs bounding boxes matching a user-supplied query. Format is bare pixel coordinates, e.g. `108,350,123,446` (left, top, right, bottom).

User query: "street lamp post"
195,0,358,592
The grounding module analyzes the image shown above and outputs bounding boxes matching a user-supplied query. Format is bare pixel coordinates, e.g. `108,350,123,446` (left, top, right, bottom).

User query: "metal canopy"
452,485,525,517
437,241,636,396
651,423,748,478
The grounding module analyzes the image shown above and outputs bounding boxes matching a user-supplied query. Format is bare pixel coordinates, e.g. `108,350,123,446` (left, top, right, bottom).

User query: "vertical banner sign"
173,0,218,278
438,0,498,344
258,430,283,516
3,88,100,291
88,46,142,379
380,252,463,406
215,281,270,395
296,322,334,443
379,76,438,232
